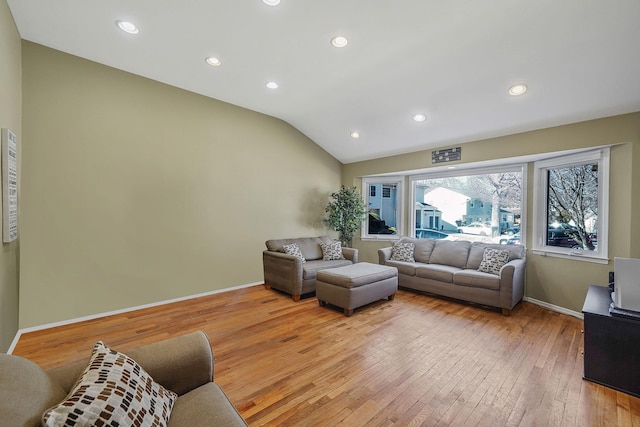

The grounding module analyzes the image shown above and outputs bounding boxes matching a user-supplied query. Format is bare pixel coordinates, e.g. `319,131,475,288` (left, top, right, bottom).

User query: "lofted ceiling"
7,0,640,164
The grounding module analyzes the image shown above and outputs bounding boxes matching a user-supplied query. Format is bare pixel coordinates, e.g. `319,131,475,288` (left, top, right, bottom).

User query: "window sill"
531,249,609,264
361,235,400,242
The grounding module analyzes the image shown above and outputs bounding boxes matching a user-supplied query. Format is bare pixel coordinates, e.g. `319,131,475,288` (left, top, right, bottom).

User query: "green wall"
0,0,21,352
344,113,640,313
19,41,342,328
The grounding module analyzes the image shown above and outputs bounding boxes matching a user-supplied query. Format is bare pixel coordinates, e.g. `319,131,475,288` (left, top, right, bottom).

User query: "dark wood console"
582,284,640,397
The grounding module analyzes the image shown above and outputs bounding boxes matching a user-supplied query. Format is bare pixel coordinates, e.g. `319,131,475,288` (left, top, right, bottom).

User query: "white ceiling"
7,0,640,164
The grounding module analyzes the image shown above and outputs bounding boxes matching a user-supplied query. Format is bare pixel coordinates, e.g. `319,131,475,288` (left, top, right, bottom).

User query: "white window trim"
532,148,609,264
410,164,526,243
361,176,405,241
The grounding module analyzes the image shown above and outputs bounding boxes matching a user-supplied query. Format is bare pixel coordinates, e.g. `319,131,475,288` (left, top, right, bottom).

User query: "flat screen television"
611,257,640,313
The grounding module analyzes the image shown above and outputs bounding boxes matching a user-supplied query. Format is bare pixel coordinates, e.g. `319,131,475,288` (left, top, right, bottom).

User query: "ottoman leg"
388,293,396,300
344,308,354,317
319,300,326,307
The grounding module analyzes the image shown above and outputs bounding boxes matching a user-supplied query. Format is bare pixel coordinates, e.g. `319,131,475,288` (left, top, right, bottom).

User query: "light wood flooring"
12,285,640,426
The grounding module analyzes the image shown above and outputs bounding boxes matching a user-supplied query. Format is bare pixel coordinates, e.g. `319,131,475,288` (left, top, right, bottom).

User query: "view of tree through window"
412,168,523,244
547,163,598,251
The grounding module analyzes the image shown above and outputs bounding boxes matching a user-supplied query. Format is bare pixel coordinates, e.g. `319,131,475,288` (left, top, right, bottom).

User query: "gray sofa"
0,331,247,426
379,238,526,315
263,236,358,301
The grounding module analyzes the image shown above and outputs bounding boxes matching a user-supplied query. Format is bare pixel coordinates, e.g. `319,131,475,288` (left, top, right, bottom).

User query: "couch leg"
318,300,326,307
344,308,354,317
293,295,301,302
264,284,271,290
388,293,396,301
501,308,511,316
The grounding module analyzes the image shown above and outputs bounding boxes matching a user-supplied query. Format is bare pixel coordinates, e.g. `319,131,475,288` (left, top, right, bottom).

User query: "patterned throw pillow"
477,248,510,275
391,242,415,262
320,241,345,261
283,243,306,263
42,341,177,427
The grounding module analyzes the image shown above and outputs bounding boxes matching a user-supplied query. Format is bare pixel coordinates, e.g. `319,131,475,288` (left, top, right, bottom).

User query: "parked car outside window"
457,222,492,236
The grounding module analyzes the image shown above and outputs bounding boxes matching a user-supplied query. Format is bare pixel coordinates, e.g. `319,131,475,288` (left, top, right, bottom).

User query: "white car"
457,222,492,236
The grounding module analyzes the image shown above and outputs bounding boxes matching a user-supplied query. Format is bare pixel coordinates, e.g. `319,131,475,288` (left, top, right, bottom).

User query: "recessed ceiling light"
262,0,280,5
266,81,279,89
331,36,348,48
350,131,360,139
116,20,139,34
205,57,221,67
413,113,427,122
509,83,527,96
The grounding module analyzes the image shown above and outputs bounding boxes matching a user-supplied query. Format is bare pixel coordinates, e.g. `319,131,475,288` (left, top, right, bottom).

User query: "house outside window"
533,148,609,263
362,177,404,239
410,166,524,243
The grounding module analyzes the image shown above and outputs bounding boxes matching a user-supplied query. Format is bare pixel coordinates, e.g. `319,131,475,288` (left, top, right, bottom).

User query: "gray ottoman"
316,262,398,316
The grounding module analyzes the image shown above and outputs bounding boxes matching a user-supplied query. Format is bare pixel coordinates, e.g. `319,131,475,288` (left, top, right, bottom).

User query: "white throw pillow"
477,247,510,275
42,341,177,427
283,243,306,263
320,241,345,261
391,242,415,262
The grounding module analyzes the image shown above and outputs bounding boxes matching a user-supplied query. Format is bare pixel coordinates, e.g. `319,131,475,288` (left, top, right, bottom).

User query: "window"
533,148,609,262
361,177,404,239
410,166,524,243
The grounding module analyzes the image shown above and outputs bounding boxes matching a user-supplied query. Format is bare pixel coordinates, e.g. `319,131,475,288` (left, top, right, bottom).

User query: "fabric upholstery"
317,263,397,289
42,341,177,427
477,248,511,275
413,239,436,263
390,242,415,262
320,240,345,261
378,238,526,314
2,331,248,427
283,243,306,263
263,236,358,300
0,354,67,427
168,383,246,427
429,240,471,269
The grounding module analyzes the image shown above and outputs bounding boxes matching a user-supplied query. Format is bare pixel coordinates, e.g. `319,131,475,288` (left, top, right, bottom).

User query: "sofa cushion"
385,260,417,276
0,354,67,427
168,383,247,427
283,243,306,263
42,341,177,427
466,242,524,269
429,240,471,269
413,239,436,263
320,241,345,261
302,259,353,280
265,236,329,260
454,269,501,290
415,264,460,283
391,242,415,262
477,248,510,275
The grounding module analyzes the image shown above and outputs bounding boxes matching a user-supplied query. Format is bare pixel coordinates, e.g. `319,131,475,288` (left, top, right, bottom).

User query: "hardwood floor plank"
11,285,640,426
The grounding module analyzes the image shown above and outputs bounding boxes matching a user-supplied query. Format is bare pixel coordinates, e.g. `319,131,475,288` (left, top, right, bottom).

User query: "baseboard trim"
524,296,584,320
7,281,261,354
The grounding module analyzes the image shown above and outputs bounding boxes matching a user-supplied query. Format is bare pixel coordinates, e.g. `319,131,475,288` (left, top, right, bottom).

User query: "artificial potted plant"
325,185,368,247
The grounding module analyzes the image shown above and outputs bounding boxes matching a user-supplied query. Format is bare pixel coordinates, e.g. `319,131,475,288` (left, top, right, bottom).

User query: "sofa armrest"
48,331,214,396
378,247,393,264
499,258,526,308
342,247,358,263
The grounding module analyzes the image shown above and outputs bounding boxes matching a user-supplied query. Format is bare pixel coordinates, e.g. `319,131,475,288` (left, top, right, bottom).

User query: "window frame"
361,176,405,241
410,164,526,242
532,148,609,263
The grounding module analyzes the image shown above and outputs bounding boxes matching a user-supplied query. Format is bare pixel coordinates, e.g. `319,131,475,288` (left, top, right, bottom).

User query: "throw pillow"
391,242,415,262
283,243,306,263
477,248,510,275
320,241,345,261
42,341,177,427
